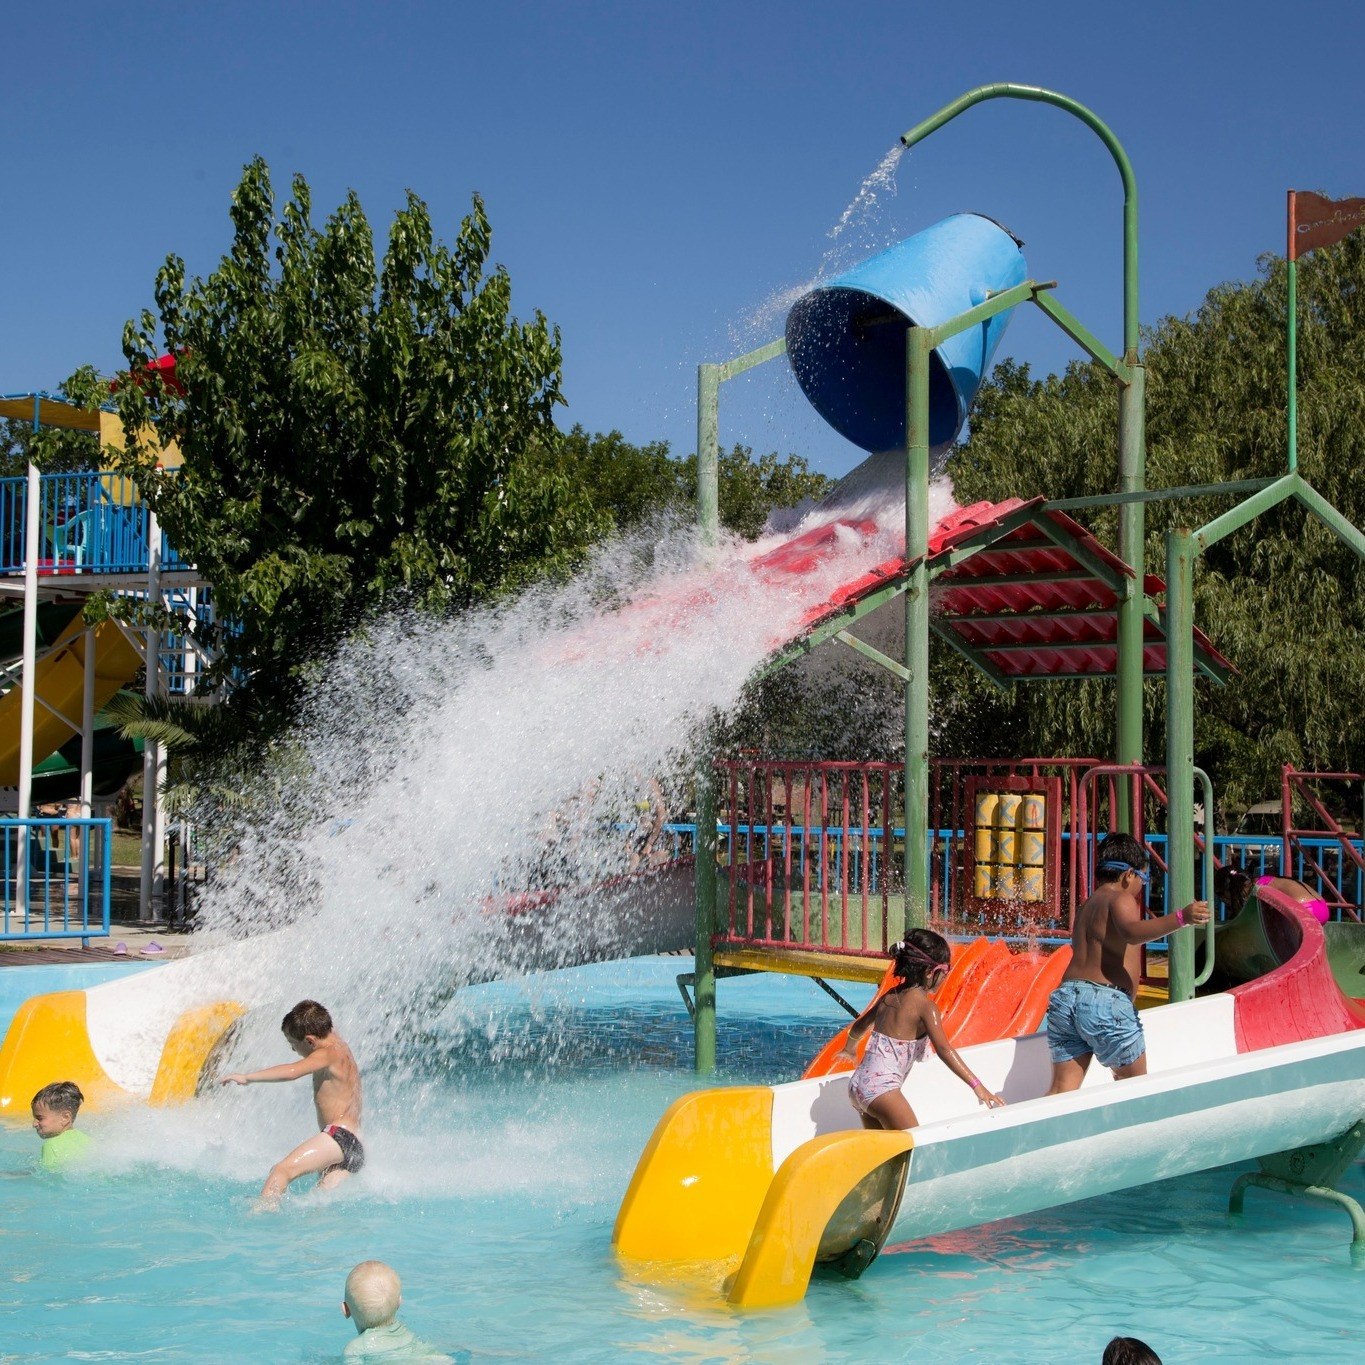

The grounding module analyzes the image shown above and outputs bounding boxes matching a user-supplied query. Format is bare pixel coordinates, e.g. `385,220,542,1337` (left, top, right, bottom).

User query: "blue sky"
4,1,1364,477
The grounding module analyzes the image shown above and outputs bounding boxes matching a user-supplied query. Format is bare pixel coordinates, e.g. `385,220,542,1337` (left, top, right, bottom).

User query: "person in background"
31,1081,92,1171
1102,1335,1162,1364
342,1261,453,1361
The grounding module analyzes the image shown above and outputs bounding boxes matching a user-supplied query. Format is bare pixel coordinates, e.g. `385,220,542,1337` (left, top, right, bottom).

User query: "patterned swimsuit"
847,1030,930,1115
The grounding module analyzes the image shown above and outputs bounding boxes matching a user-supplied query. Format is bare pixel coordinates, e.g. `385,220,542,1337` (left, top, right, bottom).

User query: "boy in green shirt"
31,1081,91,1171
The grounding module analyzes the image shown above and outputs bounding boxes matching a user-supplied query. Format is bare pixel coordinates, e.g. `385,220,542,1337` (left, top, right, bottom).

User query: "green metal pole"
693,759,717,1072
1115,363,1147,829
697,363,720,550
902,82,1146,793
1287,258,1298,474
903,328,932,933
693,361,721,1070
1164,528,1197,1002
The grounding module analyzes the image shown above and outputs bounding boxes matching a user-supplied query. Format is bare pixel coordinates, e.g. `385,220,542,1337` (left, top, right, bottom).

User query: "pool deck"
0,921,197,965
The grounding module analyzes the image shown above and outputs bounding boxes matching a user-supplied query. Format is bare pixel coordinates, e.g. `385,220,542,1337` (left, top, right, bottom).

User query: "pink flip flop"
141,942,166,955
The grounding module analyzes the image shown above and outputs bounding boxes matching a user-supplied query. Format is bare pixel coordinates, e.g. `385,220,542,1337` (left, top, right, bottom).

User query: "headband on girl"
891,940,947,973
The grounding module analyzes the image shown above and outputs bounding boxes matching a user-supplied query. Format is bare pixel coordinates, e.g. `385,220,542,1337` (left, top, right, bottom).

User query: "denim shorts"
1045,979,1146,1070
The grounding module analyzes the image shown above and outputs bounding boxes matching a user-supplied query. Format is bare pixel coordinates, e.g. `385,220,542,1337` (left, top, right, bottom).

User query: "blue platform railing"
0,818,114,945
708,820,1363,947
0,471,185,576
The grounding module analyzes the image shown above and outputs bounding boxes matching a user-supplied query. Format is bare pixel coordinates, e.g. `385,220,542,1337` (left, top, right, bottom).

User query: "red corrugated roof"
775,497,1232,681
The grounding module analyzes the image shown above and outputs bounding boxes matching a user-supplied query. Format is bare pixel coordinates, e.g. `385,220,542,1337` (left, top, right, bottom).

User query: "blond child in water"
838,928,1005,1129
342,1261,452,1361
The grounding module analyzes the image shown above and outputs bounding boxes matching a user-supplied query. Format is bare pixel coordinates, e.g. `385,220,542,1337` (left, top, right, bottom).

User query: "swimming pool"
2,956,1362,1361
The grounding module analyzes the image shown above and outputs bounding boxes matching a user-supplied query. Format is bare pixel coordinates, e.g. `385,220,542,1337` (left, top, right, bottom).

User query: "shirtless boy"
1046,834,1210,1093
220,999,364,1204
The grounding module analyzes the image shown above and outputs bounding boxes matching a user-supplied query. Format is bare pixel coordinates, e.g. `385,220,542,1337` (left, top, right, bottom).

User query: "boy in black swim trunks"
220,999,364,1205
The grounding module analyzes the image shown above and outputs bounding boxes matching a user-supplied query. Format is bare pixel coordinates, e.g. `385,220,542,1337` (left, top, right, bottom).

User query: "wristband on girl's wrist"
1174,906,1187,927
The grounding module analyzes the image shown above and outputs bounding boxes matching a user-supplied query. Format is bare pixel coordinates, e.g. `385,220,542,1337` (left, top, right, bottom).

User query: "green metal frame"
689,85,1364,1067
1229,1118,1365,1251
1164,474,1365,1000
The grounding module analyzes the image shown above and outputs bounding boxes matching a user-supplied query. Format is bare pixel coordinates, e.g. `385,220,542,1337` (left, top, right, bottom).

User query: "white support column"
139,510,163,922
17,457,41,910
80,626,95,818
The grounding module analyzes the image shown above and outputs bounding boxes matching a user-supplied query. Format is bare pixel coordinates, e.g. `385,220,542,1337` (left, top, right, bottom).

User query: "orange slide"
802,937,1072,1079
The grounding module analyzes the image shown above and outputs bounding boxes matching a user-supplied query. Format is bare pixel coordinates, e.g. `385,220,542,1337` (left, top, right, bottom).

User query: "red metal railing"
1282,766,1365,922
715,757,1101,958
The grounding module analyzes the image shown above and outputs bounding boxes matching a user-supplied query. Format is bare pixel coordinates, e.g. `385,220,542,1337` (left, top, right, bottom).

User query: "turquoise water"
2,956,1363,1362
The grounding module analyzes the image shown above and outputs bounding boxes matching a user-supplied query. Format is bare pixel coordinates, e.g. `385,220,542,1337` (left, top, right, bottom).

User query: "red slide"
802,937,1070,1079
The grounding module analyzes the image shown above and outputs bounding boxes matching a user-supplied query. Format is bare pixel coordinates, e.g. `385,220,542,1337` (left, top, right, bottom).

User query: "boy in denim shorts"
1046,833,1209,1093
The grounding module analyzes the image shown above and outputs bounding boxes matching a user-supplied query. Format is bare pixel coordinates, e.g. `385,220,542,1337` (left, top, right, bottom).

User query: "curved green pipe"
900,82,1139,361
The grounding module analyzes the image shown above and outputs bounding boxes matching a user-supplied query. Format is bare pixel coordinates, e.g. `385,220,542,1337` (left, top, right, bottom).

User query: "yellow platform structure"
0,614,142,786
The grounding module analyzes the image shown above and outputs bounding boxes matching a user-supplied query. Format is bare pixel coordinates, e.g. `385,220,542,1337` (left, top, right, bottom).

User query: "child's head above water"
31,1080,83,1138
891,927,951,989
281,999,333,1047
343,1260,401,1331
1094,833,1150,885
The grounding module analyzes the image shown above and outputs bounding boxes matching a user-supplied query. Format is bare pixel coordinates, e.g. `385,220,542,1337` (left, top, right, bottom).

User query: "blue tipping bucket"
785,213,1027,453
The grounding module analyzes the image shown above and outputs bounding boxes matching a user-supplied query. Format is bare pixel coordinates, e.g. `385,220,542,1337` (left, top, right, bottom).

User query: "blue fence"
705,821,1363,938
0,818,114,944
0,471,184,576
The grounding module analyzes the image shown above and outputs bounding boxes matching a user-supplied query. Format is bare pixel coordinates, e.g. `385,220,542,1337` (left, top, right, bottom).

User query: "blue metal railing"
709,824,1364,938
0,818,113,944
0,471,184,576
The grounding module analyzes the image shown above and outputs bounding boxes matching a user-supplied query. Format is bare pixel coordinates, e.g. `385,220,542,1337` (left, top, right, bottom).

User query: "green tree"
558,424,832,540
1,418,100,478
944,230,1365,811
76,157,596,724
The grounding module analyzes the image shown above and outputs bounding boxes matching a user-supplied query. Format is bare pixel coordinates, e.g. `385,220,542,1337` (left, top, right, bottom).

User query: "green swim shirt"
40,1127,91,1171
344,1319,453,1361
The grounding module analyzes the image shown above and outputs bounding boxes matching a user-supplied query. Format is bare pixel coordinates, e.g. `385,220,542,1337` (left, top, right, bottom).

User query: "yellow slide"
613,1086,913,1308
0,614,143,786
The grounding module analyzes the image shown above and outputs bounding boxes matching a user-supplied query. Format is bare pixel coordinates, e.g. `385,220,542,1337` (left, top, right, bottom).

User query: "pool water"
2,957,1363,1361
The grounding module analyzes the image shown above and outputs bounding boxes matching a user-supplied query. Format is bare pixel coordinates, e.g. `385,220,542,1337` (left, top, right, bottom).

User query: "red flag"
1289,190,1365,261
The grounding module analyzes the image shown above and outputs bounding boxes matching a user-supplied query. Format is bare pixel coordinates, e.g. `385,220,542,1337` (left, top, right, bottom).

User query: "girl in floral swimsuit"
838,928,1006,1130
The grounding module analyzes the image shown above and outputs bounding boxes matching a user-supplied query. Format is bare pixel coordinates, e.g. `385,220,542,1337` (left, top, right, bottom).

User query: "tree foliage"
1,418,99,478
79,157,593,720
944,230,1365,810
557,425,831,539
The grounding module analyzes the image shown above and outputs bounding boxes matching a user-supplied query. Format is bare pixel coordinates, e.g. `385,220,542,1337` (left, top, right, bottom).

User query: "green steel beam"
1293,480,1365,561
693,761,718,1072
901,83,1146,788
904,326,932,933
1030,290,1129,381
1165,528,1197,1002
927,617,1013,691
758,575,909,678
1194,474,1298,550
718,336,787,383
923,279,1051,348
1030,512,1128,589
1115,363,1146,826
697,363,720,550
1045,477,1279,513
835,629,912,682
925,508,1046,575
901,84,1139,358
